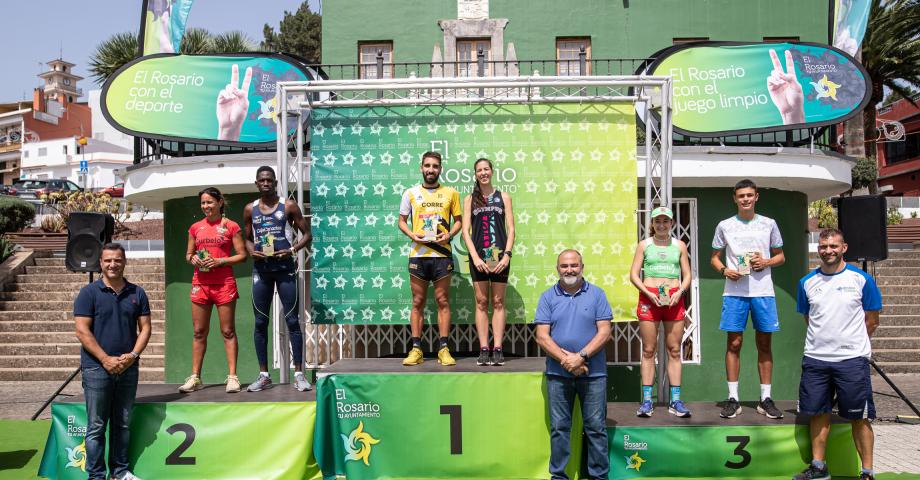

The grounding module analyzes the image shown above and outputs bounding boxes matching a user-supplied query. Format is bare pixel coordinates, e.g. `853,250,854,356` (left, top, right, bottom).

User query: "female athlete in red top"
180,187,248,393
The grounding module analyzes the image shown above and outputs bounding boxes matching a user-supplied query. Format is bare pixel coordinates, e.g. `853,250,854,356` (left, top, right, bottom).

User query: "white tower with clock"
38,58,83,105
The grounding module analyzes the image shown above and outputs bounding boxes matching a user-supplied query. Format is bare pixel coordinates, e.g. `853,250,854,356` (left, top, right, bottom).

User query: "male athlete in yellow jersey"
398,151,462,366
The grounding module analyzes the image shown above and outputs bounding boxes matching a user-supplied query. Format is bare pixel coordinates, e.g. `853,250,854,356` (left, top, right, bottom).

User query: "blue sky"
2,0,319,102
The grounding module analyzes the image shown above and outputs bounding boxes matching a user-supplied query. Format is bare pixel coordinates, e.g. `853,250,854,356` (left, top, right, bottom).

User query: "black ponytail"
471,158,493,211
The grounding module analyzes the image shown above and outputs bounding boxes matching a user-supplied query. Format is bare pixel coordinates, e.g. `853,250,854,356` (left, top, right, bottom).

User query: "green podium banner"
314,371,582,479
310,103,638,324
608,424,859,478
39,401,320,480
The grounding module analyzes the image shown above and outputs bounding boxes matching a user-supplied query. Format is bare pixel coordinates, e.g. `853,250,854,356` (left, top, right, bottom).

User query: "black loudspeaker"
838,195,888,262
66,213,115,272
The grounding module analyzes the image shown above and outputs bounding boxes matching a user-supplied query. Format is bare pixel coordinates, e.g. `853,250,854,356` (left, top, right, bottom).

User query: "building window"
885,134,920,165
63,145,68,155
673,37,709,44
38,147,47,157
457,39,492,77
23,151,28,158
557,37,591,76
763,36,800,43
359,42,393,79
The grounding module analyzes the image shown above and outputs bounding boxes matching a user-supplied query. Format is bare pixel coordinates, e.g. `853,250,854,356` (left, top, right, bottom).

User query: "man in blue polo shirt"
534,249,612,480
793,229,882,480
74,243,152,480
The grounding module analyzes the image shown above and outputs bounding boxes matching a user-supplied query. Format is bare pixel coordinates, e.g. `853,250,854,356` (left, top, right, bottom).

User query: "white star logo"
525,181,539,193
584,273,596,284
426,121,440,133
564,180,578,193
342,153,355,166
323,245,338,259
475,149,489,159
315,183,329,197
617,121,629,131
379,152,393,165
514,306,527,321
621,180,635,193
610,242,624,255
590,148,603,162
602,180,616,192
556,212,570,224
533,242,547,256
516,243,529,256
361,307,375,322
559,119,572,131
517,211,531,224
364,213,378,226
345,214,360,227
350,122,364,135
611,305,624,320
602,273,616,286
335,183,348,196
445,120,459,133
537,211,550,224
353,183,367,196
361,244,375,257
457,306,471,322
483,121,497,133
391,275,405,289
380,244,394,257
391,182,406,196
575,212,588,224
532,150,545,163
399,244,412,256
353,275,367,289
311,214,322,227
372,275,385,289
323,153,336,166
525,274,539,287
399,151,413,165
613,210,626,224
594,212,608,223
553,242,566,254
342,307,356,322
381,307,394,321
464,120,477,133
361,152,375,166
522,119,535,132
583,180,596,192
578,118,591,131
315,275,329,289
331,122,345,135
407,121,421,134
327,214,342,228
621,273,632,286
373,183,386,196
369,122,383,135
540,119,552,132
545,273,558,285
450,274,462,288
544,181,558,193
333,275,347,289
570,149,584,162
400,307,411,321
456,150,469,163
388,121,401,134
341,243,356,258
591,242,606,255
514,149,527,162
551,149,564,162
507,273,519,287
324,308,337,322
495,149,508,163
383,213,397,226
573,242,585,254
608,149,622,161
502,120,515,132
313,124,325,136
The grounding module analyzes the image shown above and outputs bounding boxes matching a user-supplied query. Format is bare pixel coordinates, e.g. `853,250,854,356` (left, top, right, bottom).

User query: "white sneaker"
112,472,142,480
226,375,241,393
294,372,312,392
178,375,202,393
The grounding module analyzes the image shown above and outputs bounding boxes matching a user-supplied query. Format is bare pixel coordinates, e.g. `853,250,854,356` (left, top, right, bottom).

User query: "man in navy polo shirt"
534,249,612,480
74,243,152,480
793,229,882,480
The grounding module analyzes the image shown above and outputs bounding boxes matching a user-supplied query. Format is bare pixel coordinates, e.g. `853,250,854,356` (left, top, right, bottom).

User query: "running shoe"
178,374,202,393
668,400,691,417
477,349,491,366
294,372,312,392
247,374,273,392
112,472,143,480
403,347,424,366
792,463,831,480
491,348,505,366
437,347,456,366
859,473,875,480
636,400,654,417
757,397,784,419
225,375,241,393
719,398,741,418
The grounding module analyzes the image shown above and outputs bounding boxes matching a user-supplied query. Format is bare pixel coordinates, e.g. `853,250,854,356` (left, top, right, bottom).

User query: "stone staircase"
0,256,165,381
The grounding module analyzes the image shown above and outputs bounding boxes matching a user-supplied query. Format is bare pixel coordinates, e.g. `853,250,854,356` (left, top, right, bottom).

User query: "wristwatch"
504,251,513,258
579,350,588,360
720,266,726,276
130,351,140,360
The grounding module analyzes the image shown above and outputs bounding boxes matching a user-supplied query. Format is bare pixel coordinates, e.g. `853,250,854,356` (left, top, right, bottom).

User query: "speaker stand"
31,272,94,420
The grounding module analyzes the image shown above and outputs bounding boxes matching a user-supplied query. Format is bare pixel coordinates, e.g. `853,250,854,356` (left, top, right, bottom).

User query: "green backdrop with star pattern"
310,103,637,324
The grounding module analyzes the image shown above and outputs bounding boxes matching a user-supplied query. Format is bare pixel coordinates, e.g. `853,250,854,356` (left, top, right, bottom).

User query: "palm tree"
179,27,212,55
844,0,920,192
212,31,258,53
87,32,138,85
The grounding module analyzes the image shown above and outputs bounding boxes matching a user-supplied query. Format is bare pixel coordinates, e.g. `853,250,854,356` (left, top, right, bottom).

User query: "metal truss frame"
272,75,674,379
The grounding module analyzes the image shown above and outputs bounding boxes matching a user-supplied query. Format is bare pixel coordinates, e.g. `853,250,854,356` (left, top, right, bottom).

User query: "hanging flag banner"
101,54,314,145
644,42,871,137
832,0,872,56
141,0,196,55
309,103,638,325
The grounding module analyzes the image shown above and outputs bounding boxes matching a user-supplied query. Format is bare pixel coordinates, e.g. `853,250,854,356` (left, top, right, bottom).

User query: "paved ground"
1,375,919,473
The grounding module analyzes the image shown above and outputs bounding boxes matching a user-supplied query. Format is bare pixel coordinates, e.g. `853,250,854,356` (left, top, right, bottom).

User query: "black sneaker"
477,349,491,366
491,348,505,366
792,463,830,480
719,398,741,418
860,473,875,480
757,397,784,419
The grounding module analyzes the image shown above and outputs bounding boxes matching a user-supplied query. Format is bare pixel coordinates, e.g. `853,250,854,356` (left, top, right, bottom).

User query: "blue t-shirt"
73,279,151,369
796,264,882,362
251,199,296,273
533,281,613,378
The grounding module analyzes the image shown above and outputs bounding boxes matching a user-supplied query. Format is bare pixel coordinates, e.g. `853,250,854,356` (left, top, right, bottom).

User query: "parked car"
103,182,125,198
0,185,14,196
11,179,82,202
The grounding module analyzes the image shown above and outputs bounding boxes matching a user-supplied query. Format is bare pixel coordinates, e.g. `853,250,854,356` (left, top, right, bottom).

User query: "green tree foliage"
808,199,838,229
212,31,258,53
87,32,138,85
887,207,904,225
261,2,321,63
850,157,879,191
0,197,36,234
